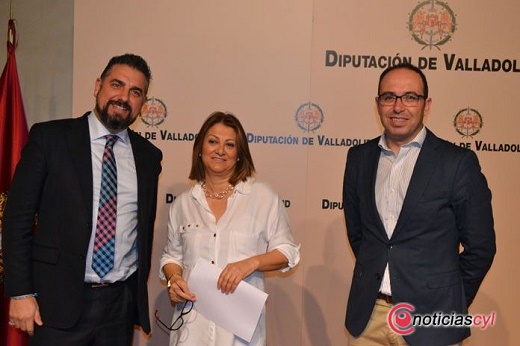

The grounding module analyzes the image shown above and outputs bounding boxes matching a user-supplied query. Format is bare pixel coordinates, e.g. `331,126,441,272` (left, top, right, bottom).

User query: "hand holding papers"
188,258,268,342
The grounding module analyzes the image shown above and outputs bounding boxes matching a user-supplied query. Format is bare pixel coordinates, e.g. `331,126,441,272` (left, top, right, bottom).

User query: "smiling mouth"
109,100,131,112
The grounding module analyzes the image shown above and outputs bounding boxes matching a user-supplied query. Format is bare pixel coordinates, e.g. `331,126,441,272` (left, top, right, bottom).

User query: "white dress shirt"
84,111,139,283
160,177,300,346
375,126,426,295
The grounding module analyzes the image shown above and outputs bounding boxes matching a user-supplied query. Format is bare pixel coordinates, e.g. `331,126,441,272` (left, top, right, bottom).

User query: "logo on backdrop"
408,0,457,50
138,97,196,142
295,102,325,133
453,107,483,138
140,97,167,127
325,1,519,72
246,102,369,147
451,107,519,153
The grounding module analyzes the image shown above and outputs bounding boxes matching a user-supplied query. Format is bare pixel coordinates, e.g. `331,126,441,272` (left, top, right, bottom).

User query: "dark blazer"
342,128,495,345
3,113,162,334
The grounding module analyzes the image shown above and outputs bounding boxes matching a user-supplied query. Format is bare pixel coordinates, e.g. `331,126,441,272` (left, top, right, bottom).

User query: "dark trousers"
29,278,136,346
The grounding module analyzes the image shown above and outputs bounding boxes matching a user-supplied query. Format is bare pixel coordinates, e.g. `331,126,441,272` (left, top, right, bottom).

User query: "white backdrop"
73,1,519,345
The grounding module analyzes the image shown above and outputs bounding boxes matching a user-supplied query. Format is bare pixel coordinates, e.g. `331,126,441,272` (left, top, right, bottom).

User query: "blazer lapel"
128,130,149,230
391,130,441,239
67,113,94,221
364,139,388,238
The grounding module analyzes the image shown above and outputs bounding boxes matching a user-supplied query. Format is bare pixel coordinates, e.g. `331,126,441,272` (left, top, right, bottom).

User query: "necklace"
201,182,234,200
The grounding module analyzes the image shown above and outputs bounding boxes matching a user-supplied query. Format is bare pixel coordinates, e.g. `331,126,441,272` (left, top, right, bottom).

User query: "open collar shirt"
376,126,426,295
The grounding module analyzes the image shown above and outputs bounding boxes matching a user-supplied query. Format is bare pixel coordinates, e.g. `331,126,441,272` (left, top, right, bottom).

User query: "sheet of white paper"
187,258,268,342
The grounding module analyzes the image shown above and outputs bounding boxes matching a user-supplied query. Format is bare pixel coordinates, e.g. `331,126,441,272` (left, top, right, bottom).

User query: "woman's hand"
217,258,258,294
167,273,196,304
217,250,289,294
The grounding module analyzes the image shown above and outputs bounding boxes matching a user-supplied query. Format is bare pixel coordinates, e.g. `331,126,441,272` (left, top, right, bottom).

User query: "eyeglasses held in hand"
377,92,425,107
155,300,193,331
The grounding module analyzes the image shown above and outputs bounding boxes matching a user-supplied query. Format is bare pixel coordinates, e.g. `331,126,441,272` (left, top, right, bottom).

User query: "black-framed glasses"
377,92,425,107
155,300,193,331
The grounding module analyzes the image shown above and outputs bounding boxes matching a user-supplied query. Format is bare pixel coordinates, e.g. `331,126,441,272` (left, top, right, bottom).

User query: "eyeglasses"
377,92,425,107
155,300,193,331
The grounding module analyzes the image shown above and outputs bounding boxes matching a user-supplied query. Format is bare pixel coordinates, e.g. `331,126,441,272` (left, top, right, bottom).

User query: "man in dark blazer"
343,63,495,346
3,54,162,345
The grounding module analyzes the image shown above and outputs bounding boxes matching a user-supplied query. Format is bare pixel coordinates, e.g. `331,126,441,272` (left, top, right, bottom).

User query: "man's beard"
96,100,137,131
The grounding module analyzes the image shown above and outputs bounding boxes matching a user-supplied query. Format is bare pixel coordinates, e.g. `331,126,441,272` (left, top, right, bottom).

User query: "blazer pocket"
32,244,60,264
426,269,461,289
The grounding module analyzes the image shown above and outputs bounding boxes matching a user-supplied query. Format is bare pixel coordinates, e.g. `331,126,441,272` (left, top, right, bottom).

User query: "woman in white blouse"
159,111,300,346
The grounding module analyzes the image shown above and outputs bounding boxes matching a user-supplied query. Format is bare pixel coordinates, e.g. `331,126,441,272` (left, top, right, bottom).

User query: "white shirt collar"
378,126,426,152
87,111,129,143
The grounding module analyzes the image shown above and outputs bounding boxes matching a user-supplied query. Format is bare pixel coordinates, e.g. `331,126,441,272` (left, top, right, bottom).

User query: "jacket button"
374,273,382,280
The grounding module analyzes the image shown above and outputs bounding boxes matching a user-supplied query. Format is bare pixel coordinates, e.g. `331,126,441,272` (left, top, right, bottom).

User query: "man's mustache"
108,100,132,112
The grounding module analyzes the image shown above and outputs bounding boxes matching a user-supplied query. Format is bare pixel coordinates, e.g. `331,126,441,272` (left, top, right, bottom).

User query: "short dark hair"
189,111,255,185
378,62,429,98
100,53,152,93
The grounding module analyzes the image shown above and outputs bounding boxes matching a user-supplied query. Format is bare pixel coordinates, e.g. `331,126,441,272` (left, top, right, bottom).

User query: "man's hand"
9,296,43,336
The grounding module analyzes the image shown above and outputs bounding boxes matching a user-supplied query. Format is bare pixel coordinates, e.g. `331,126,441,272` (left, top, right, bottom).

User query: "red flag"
0,19,29,346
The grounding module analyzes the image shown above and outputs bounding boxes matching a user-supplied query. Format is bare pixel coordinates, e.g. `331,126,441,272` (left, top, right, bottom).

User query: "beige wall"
0,0,73,125
4,0,518,344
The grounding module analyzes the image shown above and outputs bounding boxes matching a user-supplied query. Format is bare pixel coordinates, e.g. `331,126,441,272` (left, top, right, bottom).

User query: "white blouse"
159,177,300,346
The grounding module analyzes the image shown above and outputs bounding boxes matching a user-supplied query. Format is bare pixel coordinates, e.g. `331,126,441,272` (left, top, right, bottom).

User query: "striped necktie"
92,134,118,278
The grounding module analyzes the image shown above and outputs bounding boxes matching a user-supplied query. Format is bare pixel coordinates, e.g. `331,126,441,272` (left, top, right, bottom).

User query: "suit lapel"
364,139,388,238
128,130,148,232
391,130,441,239
67,113,94,220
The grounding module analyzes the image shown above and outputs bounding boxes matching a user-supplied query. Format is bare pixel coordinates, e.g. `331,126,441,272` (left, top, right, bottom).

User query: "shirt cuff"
11,293,38,300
